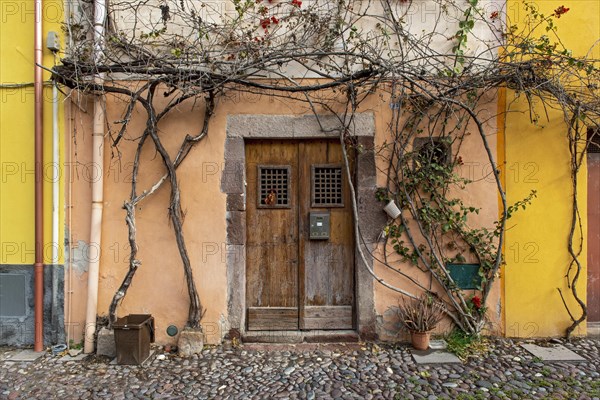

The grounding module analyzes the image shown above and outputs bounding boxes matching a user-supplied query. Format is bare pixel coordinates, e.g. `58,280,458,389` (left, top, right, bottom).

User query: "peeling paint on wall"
65,240,93,276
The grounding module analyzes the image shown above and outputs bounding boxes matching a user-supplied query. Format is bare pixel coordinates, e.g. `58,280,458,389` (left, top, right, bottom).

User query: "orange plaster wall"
67,84,501,344
370,92,502,340
64,94,94,345
68,87,345,345
100,92,229,345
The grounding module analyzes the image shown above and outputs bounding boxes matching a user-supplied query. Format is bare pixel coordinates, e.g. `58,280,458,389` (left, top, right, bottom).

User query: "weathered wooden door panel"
299,141,354,330
246,139,354,331
588,152,600,322
302,306,353,330
247,307,298,330
246,141,299,330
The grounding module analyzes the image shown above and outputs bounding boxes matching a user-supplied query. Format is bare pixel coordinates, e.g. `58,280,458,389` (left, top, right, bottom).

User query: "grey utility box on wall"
309,212,330,240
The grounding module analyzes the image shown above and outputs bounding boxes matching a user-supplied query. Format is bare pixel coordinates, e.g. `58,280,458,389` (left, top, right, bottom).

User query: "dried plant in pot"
397,294,444,350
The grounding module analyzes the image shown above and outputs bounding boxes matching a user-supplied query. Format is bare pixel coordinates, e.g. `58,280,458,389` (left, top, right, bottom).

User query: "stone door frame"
221,114,383,340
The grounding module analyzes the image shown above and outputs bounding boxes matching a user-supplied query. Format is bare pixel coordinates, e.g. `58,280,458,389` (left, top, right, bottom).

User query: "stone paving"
0,338,598,400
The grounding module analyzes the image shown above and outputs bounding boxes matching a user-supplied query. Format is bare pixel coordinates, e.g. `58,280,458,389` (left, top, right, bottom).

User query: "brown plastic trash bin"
113,314,155,365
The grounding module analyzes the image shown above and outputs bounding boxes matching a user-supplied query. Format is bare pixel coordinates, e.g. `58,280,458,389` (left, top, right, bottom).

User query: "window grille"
311,165,344,207
413,137,452,168
257,165,291,208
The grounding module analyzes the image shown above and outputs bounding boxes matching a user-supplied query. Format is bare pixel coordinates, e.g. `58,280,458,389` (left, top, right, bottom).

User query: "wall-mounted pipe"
84,0,106,354
64,0,74,350
51,64,60,341
33,0,44,353
66,95,74,348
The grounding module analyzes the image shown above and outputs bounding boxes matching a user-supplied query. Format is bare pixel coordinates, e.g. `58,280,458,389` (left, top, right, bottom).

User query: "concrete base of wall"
0,264,65,346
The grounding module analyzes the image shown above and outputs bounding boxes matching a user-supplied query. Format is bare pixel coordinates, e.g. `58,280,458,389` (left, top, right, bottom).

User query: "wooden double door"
245,139,355,331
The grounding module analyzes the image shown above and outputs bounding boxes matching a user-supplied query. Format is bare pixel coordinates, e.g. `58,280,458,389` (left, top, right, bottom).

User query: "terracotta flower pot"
410,330,431,350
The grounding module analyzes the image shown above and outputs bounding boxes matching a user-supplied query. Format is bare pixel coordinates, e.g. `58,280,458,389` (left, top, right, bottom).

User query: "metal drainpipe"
51,60,60,344
84,0,106,354
33,0,44,352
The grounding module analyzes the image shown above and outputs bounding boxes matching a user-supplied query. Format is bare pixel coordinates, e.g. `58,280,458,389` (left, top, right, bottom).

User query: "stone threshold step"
588,322,600,338
242,330,359,344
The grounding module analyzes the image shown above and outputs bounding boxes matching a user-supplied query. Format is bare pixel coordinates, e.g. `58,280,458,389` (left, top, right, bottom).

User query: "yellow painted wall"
503,1,599,337
0,1,65,265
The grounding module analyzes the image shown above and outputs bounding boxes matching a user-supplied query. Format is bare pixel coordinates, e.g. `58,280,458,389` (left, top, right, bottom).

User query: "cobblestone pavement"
0,338,598,400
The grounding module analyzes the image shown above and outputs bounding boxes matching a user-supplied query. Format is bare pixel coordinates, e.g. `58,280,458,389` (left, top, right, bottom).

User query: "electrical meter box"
309,212,330,240
46,31,60,52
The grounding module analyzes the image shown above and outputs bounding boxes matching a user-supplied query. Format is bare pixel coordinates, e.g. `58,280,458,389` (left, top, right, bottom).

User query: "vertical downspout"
65,0,74,348
51,67,60,341
33,0,44,352
83,0,106,354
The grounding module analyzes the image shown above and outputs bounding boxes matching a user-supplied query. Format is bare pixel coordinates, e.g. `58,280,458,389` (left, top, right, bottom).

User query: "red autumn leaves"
260,16,279,30
554,5,570,18
471,296,482,310
258,0,302,32
489,5,570,20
